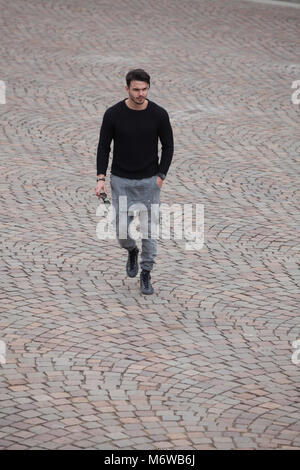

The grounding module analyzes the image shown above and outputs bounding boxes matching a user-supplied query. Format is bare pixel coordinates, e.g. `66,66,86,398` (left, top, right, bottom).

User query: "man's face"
126,80,149,105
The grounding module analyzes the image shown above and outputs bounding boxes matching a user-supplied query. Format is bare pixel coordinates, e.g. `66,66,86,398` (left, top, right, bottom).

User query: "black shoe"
140,269,154,295
126,247,139,277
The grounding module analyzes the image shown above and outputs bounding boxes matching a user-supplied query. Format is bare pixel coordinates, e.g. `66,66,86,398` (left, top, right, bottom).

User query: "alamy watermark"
96,198,204,251
0,340,6,364
291,340,300,365
0,81,6,104
291,80,300,105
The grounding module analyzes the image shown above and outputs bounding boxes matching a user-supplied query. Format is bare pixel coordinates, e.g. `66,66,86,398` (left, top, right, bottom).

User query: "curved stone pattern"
0,0,299,450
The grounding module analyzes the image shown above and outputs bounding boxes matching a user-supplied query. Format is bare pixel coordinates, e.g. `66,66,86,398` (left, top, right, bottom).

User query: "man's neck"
125,98,148,111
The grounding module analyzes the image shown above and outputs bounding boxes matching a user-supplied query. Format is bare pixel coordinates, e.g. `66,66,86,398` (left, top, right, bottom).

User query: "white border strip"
233,0,300,8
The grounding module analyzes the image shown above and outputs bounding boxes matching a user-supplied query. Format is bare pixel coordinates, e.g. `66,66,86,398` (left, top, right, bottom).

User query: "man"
95,69,174,295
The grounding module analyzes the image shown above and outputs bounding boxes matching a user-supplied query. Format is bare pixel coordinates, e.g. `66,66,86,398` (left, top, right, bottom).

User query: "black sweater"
96,98,174,179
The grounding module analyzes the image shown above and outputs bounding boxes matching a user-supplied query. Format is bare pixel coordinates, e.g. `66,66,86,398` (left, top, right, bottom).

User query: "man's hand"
95,180,107,198
156,176,164,189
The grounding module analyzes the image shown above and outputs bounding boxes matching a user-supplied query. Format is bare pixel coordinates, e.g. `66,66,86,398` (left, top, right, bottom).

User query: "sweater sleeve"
96,109,114,176
158,109,174,176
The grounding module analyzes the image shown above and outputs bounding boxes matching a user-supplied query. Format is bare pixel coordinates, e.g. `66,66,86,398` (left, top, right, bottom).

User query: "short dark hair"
126,69,150,88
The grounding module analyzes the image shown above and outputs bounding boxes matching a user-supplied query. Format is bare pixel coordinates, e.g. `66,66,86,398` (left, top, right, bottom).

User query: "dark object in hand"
100,191,111,207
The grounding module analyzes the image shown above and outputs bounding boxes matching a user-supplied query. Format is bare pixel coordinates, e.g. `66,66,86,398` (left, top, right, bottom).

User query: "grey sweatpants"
110,174,161,272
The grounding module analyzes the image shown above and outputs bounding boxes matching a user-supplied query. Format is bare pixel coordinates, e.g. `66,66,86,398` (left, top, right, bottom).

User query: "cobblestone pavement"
0,0,300,450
